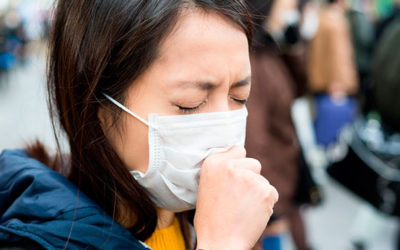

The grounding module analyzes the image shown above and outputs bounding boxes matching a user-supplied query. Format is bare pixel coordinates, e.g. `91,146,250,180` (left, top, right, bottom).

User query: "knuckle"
227,162,238,178
242,170,254,183
261,190,272,203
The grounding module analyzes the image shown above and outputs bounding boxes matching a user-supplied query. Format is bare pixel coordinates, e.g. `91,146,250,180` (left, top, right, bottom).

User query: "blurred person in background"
346,0,400,115
354,0,400,115
0,8,24,74
306,0,359,150
375,0,400,45
346,0,374,111
0,1,49,86
0,1,279,249
370,12,400,137
246,1,315,249
307,0,359,96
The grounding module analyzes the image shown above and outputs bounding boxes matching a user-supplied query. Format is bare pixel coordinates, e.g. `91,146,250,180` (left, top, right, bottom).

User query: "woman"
0,1,278,250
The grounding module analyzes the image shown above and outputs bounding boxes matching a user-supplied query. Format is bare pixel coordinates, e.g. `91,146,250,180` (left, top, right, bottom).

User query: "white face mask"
104,94,248,212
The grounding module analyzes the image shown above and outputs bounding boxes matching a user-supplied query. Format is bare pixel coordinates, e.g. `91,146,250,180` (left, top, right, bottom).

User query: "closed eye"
232,98,247,105
176,98,246,114
176,100,206,114
177,105,201,113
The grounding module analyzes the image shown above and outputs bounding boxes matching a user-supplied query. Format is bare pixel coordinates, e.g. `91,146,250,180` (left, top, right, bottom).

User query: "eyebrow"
231,76,251,88
177,76,251,90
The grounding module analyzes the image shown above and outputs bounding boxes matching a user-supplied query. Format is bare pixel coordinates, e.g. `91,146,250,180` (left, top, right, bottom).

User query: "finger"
201,146,246,174
267,207,274,217
246,170,270,185
232,158,261,174
249,173,278,203
260,177,279,205
270,185,279,204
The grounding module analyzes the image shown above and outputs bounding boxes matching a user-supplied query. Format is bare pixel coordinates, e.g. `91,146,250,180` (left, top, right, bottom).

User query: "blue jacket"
0,149,149,250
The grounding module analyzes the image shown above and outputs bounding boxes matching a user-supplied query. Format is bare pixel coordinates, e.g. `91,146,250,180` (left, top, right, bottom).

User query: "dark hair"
28,0,253,246
246,0,276,50
247,0,274,27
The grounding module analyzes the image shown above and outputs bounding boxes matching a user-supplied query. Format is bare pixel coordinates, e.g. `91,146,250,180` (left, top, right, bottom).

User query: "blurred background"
0,0,399,250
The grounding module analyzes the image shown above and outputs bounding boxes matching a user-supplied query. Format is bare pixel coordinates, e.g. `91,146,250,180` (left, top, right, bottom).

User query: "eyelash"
233,98,248,105
177,98,247,114
177,102,205,114
178,105,201,114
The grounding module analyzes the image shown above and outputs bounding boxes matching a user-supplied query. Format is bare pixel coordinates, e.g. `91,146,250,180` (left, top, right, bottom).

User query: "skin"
100,8,278,249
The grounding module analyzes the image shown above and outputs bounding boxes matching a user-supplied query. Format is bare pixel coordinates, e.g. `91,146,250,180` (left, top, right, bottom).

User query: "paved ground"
0,50,398,250
0,48,57,151
304,170,398,250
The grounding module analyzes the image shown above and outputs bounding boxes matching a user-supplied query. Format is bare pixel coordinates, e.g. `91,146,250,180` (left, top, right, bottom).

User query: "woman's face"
102,9,251,173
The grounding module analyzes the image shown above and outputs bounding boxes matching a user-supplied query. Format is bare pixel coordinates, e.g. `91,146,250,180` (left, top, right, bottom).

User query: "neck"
156,208,175,229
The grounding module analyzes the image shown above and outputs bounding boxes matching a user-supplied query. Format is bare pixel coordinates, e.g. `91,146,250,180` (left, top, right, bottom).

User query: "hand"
194,146,279,250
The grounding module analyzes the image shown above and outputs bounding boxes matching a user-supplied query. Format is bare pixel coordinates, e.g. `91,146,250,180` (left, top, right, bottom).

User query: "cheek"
110,116,150,173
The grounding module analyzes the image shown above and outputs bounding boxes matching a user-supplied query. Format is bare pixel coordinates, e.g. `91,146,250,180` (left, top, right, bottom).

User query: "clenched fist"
195,146,279,250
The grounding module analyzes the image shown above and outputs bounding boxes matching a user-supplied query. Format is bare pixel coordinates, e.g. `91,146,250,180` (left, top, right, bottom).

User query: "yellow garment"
144,217,185,250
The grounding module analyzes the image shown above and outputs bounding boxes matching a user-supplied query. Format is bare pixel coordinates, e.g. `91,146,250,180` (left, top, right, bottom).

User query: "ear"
97,106,109,133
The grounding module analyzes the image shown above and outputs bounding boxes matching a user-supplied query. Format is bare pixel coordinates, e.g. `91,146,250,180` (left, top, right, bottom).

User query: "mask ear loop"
103,93,157,129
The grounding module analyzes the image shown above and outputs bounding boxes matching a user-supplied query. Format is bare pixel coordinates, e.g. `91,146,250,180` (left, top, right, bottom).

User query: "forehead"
152,9,251,80
162,8,249,50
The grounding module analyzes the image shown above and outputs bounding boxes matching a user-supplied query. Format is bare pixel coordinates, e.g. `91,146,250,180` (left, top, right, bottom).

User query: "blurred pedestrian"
375,0,400,44
346,1,374,101
247,1,312,249
307,0,359,96
371,18,400,133
306,0,360,149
